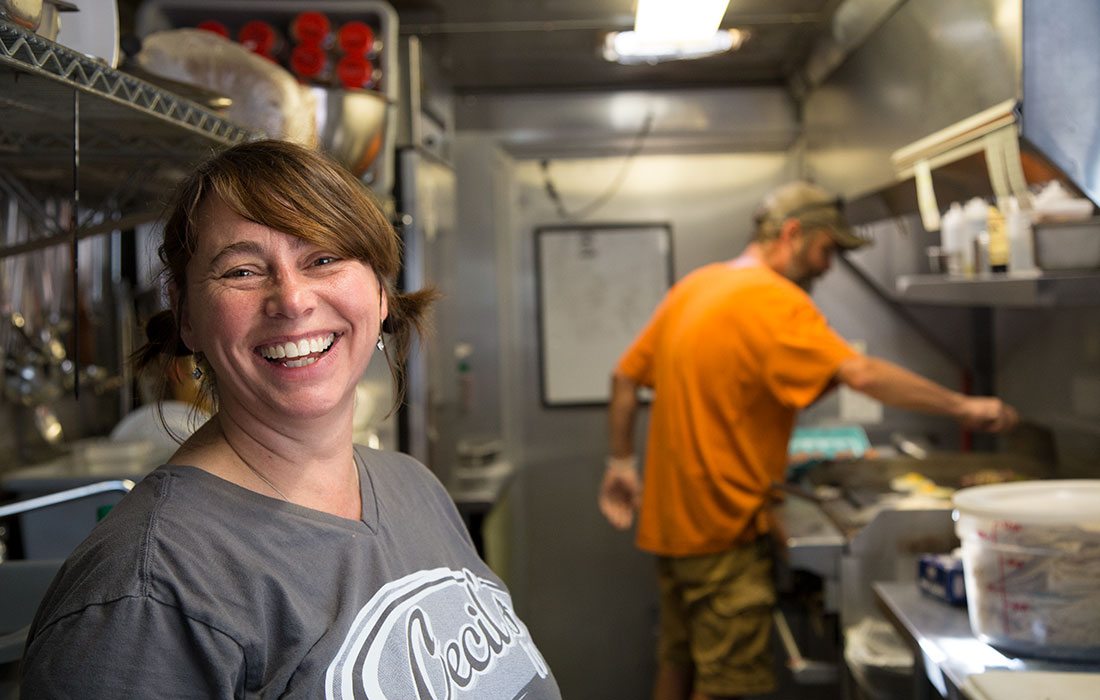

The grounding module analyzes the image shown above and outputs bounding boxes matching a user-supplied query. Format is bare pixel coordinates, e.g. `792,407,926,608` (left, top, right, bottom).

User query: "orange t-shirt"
616,262,857,556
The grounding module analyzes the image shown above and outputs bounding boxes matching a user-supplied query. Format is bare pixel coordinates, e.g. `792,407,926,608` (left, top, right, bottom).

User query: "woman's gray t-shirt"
21,447,560,699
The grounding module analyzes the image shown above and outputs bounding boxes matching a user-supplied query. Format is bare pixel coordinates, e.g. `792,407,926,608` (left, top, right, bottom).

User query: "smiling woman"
19,140,562,699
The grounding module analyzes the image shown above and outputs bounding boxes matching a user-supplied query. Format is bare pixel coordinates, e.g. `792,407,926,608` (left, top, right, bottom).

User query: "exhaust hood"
842,0,1100,232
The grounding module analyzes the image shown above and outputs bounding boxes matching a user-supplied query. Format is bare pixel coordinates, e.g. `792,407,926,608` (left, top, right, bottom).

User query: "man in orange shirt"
598,181,1018,700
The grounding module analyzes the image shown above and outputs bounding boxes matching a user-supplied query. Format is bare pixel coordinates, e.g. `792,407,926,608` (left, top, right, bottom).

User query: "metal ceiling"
389,0,847,93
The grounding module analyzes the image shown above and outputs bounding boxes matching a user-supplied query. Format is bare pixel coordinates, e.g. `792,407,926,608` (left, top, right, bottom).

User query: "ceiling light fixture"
634,0,731,40
603,0,743,65
602,28,747,65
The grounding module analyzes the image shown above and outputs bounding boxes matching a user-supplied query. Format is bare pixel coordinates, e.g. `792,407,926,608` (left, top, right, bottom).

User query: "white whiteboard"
536,224,672,406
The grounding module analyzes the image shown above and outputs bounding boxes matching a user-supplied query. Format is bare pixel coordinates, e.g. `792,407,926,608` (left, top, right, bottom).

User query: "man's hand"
958,397,1019,433
599,456,642,530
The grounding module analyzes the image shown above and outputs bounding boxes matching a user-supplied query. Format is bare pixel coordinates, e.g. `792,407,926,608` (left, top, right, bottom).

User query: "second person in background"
599,180,1017,700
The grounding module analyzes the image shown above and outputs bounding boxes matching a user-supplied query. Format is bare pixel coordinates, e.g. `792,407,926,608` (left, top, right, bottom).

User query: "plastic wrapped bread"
135,29,317,146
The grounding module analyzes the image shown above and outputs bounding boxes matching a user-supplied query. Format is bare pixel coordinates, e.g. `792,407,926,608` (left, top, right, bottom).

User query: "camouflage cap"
756,181,868,250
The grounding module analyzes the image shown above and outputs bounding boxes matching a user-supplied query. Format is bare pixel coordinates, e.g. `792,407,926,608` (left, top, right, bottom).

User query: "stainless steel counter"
874,582,1100,699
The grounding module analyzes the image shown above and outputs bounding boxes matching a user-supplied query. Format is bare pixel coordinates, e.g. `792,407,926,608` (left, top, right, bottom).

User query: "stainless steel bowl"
309,86,388,177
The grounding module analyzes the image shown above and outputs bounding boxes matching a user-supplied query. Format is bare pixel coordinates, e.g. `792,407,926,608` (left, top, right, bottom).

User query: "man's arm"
609,373,640,458
600,373,643,530
836,355,1018,432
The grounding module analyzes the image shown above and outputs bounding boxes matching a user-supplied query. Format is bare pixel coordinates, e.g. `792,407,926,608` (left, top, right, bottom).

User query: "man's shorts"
656,538,777,697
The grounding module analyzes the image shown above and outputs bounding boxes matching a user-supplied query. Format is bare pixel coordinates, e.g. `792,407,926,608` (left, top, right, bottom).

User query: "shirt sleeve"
21,595,245,699
615,292,672,388
762,294,858,410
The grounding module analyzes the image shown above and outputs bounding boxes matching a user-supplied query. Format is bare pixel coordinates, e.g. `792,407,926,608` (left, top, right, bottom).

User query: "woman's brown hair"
136,139,437,417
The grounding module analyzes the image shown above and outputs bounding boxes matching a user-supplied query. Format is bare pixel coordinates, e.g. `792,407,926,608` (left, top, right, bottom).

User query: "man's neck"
734,242,787,276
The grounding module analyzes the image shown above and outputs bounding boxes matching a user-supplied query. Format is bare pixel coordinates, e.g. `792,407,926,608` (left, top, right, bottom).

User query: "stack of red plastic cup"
237,20,282,62
196,20,230,39
289,11,332,83
335,20,377,90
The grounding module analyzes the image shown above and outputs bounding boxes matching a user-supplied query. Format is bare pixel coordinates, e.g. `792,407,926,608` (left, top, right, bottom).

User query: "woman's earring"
192,353,204,380
376,335,385,351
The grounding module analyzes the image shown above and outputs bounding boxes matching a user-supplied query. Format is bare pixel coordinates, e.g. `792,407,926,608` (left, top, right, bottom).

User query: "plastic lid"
290,44,327,78
336,56,373,89
293,11,331,45
953,479,1100,524
196,20,230,38
238,20,277,56
338,21,374,55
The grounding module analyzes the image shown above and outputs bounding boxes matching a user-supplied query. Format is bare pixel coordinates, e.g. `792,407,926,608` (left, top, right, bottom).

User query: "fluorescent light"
635,0,731,40
603,28,746,65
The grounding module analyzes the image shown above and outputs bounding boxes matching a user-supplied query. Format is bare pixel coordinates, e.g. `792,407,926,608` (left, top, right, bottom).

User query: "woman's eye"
313,256,339,267
224,268,255,278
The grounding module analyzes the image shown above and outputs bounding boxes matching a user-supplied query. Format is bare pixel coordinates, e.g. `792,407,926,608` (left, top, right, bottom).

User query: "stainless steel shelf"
0,20,257,204
895,270,1100,307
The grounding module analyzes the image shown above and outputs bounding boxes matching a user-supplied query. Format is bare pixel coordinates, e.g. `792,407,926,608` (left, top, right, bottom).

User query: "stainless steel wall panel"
803,0,1021,199
457,87,801,158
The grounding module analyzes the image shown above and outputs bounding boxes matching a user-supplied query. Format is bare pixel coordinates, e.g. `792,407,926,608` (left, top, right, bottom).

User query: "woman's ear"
375,273,389,327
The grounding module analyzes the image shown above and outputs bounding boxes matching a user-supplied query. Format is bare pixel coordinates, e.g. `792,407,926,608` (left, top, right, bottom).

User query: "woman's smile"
258,332,340,368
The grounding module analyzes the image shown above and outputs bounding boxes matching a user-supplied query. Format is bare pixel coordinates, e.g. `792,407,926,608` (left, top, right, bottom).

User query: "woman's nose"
265,271,315,318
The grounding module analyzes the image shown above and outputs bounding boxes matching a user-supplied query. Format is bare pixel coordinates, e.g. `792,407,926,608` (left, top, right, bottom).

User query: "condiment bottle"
962,197,989,276
941,202,965,276
1005,196,1037,272
987,203,1009,273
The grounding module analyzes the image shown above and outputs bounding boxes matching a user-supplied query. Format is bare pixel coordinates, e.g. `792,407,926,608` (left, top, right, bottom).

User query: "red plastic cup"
196,20,230,38
292,11,332,46
337,21,374,56
336,56,375,89
290,44,328,79
238,20,279,57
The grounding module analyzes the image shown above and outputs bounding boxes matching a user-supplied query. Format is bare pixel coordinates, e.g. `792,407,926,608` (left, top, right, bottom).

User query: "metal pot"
0,0,43,32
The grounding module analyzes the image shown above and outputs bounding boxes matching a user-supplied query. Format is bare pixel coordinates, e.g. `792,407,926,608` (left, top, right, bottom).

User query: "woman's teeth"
259,333,336,365
284,357,317,368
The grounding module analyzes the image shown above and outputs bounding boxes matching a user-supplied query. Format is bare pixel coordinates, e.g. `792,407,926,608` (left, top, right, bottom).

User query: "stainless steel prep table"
874,581,1100,699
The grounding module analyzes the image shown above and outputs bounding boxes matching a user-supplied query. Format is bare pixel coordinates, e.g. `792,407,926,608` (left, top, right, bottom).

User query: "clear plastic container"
954,480,1100,660
1004,196,1037,273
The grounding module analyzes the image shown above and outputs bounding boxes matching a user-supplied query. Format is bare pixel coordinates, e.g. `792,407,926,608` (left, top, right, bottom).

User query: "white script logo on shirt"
325,568,550,699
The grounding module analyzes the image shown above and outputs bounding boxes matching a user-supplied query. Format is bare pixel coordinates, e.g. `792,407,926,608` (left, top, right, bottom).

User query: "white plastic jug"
962,197,989,275
940,202,966,276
